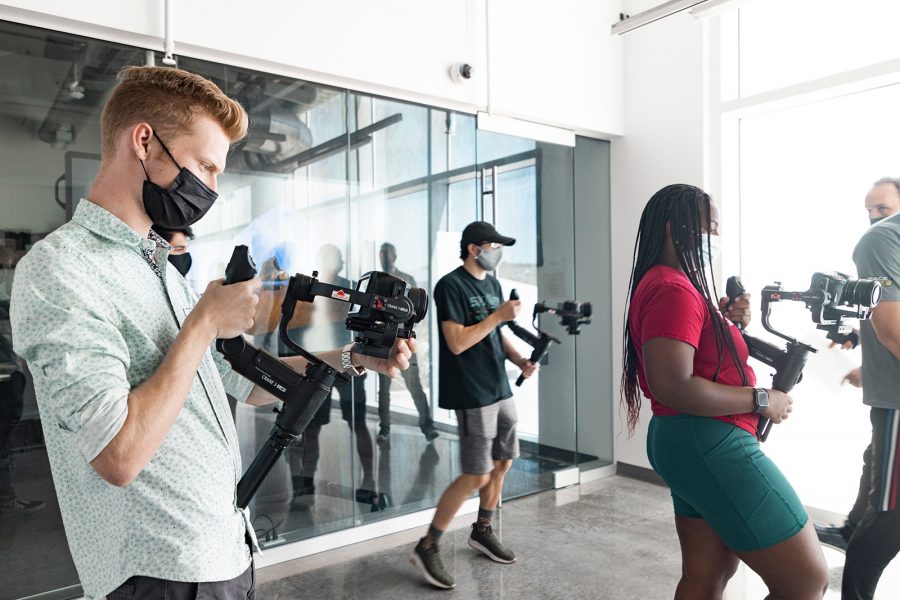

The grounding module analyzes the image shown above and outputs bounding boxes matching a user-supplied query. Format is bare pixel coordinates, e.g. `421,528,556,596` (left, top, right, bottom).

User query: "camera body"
804,271,881,326
347,271,429,358
535,300,593,335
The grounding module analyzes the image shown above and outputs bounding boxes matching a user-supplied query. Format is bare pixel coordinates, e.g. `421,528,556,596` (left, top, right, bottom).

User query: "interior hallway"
255,475,900,599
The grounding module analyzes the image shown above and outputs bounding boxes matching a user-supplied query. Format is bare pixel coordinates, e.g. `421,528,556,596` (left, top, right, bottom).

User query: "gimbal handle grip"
224,245,257,285
216,246,259,356
725,276,773,439
508,289,527,386
725,276,746,329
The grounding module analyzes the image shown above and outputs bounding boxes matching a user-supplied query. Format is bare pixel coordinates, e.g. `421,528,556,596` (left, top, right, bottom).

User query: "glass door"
475,130,578,499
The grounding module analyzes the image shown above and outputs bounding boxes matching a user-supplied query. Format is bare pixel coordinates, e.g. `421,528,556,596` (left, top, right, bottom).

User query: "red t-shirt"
629,264,759,436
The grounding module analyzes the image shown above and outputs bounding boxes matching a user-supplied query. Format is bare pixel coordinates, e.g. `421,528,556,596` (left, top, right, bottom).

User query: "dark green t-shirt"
434,266,512,410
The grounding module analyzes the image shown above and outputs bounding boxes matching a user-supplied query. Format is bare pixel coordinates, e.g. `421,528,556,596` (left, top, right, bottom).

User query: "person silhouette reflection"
376,243,438,445
284,244,380,509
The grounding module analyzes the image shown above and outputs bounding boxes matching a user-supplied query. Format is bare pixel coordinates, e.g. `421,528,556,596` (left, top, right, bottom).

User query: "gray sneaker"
468,523,516,563
410,538,455,589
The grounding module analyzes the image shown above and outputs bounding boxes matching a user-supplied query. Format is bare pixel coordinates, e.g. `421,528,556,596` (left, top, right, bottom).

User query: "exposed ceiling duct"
0,21,144,148
0,22,404,172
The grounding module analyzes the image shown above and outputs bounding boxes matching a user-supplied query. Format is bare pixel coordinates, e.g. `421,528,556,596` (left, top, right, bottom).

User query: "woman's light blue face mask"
701,234,721,272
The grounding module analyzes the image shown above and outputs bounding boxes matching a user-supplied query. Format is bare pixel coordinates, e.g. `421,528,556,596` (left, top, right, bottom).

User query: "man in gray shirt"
817,179,900,556
839,200,900,600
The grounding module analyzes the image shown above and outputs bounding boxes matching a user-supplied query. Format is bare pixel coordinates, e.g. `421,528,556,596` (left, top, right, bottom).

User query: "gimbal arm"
282,275,414,324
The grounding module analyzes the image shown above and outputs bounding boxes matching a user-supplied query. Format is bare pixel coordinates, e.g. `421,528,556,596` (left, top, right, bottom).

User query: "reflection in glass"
0,21,147,599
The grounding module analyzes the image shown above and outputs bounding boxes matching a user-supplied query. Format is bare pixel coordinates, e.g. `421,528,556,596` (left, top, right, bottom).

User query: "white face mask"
700,234,721,273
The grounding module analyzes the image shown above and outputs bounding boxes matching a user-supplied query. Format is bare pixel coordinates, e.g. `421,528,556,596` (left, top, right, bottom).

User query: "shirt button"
141,240,155,251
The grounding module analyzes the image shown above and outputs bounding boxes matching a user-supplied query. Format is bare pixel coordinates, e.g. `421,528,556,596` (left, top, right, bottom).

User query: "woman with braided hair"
621,184,828,599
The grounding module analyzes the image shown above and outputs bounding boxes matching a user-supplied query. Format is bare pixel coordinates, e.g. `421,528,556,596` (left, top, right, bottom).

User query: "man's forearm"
91,314,216,486
446,313,502,355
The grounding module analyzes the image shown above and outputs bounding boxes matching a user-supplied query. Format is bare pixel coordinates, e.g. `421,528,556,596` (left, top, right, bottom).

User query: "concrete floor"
255,476,900,600
256,476,683,599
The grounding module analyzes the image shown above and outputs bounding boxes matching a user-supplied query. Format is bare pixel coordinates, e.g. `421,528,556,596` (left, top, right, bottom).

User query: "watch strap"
341,343,365,376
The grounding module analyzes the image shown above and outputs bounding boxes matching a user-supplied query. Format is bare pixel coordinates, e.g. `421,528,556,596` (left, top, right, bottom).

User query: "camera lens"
408,287,429,323
844,278,882,308
582,302,593,318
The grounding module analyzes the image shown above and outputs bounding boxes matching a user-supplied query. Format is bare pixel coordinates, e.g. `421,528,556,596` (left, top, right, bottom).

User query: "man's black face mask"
140,132,217,229
168,252,192,277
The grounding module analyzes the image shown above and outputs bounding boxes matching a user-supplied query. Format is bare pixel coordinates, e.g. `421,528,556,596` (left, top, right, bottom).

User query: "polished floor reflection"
241,400,577,547
255,476,900,600
1,445,78,600
256,476,683,599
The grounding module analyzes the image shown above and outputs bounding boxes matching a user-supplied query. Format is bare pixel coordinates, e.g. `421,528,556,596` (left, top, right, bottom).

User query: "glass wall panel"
0,21,151,600
346,95,442,521
206,67,357,544
475,131,579,499
0,19,610,600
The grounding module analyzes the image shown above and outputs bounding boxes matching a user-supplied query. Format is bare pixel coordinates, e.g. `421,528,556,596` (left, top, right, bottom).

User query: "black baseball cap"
460,221,516,249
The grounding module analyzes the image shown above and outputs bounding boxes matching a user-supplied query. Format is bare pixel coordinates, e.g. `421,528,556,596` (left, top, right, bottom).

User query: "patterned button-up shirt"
10,200,255,599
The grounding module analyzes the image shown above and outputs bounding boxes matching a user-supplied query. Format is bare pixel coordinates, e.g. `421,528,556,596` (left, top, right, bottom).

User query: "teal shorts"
647,414,807,552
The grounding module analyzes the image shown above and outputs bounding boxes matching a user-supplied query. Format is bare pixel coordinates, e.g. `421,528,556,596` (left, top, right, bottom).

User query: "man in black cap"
410,221,538,590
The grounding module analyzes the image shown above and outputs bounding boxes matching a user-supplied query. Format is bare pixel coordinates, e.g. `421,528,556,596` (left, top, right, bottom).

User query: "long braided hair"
620,184,749,434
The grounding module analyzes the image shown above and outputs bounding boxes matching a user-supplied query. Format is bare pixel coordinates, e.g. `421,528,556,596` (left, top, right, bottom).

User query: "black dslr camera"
347,271,429,359
534,300,593,335
802,272,881,336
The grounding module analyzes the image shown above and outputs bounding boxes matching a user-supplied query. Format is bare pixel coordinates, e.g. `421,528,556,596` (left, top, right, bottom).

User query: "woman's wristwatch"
341,343,366,377
752,388,769,414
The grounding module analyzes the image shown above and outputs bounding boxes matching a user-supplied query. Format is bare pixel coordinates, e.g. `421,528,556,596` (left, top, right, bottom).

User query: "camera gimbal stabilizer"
726,273,881,441
216,245,427,508
504,290,594,386
534,300,592,335
505,290,561,387
216,246,343,509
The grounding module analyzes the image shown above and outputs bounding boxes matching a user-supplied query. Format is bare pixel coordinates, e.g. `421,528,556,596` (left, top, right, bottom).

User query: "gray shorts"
455,398,520,475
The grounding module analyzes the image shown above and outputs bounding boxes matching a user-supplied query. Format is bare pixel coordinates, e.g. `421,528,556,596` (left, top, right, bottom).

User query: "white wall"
489,0,624,136
0,0,623,138
611,2,705,468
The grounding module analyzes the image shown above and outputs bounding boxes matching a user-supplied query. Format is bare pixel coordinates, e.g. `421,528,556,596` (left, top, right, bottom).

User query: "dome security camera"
449,63,474,83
